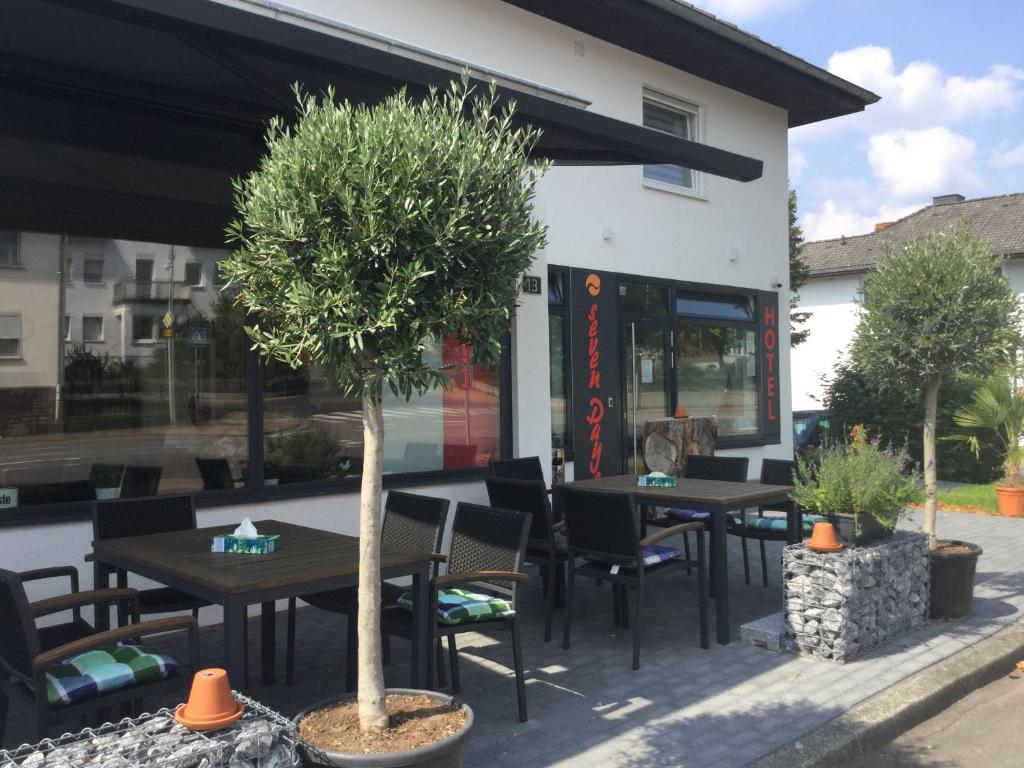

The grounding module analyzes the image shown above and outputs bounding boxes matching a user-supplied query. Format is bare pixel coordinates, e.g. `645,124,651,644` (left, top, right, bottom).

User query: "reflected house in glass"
0,1,876,558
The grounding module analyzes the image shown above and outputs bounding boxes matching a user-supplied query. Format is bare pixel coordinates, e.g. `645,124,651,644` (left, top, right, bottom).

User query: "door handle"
608,396,614,408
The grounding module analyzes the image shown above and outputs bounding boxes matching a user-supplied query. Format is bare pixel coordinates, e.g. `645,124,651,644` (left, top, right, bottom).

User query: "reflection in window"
676,325,758,436
262,339,501,484
549,314,567,450
642,89,700,192
0,232,248,505
619,280,668,316
0,232,19,266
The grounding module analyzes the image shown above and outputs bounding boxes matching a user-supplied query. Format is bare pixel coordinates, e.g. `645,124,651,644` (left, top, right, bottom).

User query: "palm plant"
947,369,1024,487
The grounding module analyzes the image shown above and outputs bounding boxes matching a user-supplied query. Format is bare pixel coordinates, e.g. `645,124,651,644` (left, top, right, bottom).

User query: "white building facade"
0,0,876,604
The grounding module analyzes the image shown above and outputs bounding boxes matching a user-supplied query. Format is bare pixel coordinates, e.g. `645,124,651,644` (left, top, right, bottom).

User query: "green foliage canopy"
850,225,1022,392
221,77,549,399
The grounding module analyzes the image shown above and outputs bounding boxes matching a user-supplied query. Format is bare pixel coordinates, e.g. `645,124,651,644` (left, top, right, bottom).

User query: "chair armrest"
31,588,138,619
640,522,705,548
433,570,528,588
84,553,95,563
430,552,448,563
552,520,566,533
19,566,80,594
33,615,197,669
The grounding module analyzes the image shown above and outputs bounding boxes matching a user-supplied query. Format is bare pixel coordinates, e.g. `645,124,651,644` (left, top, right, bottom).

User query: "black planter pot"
929,541,983,620
294,689,474,768
829,512,894,547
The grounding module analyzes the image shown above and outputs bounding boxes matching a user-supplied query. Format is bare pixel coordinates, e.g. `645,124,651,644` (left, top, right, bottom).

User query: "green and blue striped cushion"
399,587,514,626
44,643,177,707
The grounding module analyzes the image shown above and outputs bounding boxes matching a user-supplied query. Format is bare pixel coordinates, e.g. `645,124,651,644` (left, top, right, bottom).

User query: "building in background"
791,193,1024,410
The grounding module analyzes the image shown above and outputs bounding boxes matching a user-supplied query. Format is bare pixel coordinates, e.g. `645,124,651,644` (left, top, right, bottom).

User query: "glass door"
623,321,672,474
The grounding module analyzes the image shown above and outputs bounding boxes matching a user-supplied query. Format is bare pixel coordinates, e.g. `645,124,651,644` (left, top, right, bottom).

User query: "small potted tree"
221,76,547,766
850,225,1022,618
947,369,1024,517
793,424,922,546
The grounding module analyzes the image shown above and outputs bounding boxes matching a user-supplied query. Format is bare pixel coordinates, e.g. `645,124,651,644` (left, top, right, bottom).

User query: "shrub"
824,362,1003,483
793,425,923,535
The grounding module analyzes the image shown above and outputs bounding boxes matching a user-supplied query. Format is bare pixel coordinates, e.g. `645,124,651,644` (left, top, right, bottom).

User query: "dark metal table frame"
92,519,433,690
562,476,795,645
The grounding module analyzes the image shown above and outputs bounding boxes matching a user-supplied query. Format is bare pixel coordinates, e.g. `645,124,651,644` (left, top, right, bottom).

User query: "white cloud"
991,140,1024,169
867,127,980,200
803,200,922,241
688,0,803,24
789,148,808,184
792,48,1024,142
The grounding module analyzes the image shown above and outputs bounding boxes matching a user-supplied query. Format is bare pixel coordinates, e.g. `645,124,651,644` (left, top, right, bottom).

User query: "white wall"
790,273,862,411
267,0,794,474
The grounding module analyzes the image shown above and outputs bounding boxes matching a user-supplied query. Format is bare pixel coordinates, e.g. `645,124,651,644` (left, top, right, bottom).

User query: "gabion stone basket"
0,692,298,768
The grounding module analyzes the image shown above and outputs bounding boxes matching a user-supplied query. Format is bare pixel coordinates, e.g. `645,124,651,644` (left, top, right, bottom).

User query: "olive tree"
221,77,548,730
850,225,1021,547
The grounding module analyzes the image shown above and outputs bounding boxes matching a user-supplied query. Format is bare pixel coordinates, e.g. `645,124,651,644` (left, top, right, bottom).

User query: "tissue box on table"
211,533,281,554
212,517,281,554
636,472,678,488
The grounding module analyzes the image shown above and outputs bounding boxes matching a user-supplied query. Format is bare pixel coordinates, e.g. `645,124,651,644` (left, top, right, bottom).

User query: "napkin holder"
211,533,281,554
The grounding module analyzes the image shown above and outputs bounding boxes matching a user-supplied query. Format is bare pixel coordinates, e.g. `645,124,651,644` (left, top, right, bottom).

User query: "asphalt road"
842,671,1024,767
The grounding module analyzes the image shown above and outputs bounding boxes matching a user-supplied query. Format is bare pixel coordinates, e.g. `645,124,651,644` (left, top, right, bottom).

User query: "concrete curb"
751,619,1024,768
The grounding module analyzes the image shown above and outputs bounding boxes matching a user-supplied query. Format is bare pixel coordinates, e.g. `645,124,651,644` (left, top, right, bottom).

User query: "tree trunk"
922,376,941,550
357,387,388,731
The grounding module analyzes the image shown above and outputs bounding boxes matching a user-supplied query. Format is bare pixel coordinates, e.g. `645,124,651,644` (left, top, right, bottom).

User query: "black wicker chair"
285,491,450,690
0,568,198,743
658,455,750,580
383,502,532,722
727,459,804,587
485,476,565,642
91,496,211,627
17,567,95,653
195,458,239,490
119,466,162,498
560,487,708,670
489,456,545,484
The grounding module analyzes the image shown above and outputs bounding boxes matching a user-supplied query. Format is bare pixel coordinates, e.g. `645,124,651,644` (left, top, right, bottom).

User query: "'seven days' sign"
0,487,18,508
570,268,621,479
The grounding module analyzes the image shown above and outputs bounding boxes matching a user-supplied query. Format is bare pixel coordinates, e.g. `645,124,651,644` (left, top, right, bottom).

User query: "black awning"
0,0,763,246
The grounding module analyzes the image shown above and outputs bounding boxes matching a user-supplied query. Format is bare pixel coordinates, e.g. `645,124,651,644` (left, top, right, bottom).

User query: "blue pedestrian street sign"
187,327,209,348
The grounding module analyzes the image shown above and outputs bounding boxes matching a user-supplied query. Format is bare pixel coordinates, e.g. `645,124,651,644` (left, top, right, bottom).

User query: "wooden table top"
563,474,793,510
92,519,431,595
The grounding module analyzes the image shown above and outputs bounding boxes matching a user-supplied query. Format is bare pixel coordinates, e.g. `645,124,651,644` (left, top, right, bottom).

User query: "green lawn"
937,482,999,514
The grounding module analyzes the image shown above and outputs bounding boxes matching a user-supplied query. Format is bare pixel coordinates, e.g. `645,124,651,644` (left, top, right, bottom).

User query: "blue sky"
691,0,1024,241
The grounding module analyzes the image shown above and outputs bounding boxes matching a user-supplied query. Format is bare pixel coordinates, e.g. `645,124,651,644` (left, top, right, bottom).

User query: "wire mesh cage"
0,692,298,768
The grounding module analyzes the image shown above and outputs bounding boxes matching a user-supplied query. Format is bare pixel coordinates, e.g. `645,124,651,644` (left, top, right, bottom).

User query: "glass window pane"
676,291,755,321
619,280,668,316
548,269,565,305
643,98,696,189
549,314,567,450
676,325,758,437
262,339,501,485
0,232,19,266
84,257,104,283
185,262,203,287
0,233,249,505
0,314,21,357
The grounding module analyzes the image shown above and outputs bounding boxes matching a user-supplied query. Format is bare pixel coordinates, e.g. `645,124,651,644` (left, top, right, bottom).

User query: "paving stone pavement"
5,509,1023,766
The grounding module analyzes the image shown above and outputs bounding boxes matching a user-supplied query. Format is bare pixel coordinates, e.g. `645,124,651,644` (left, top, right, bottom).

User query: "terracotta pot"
176,668,243,731
674,404,689,418
995,485,1024,517
295,689,474,768
806,522,843,552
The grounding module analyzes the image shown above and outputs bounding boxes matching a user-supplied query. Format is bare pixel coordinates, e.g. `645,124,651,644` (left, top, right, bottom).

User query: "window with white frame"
0,315,22,357
642,88,701,193
64,256,73,282
0,232,18,266
84,255,105,283
185,261,203,287
83,316,104,343
64,315,71,341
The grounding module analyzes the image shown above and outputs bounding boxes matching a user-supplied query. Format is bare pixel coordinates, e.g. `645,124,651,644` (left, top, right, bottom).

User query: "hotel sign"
758,291,782,442
570,268,620,479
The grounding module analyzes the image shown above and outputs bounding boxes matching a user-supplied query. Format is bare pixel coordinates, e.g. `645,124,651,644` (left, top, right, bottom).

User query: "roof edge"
641,0,880,107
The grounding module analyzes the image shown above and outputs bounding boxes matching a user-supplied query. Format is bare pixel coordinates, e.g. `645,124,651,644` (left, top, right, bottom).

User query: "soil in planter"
298,694,467,754
933,542,976,556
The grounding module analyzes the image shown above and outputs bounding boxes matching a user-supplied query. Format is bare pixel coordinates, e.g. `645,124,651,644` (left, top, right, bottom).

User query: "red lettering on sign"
764,328,776,350
762,302,779,425
587,396,605,477
767,376,776,397
764,305,775,326
582,298,605,478
767,399,777,421
765,351,776,373
588,370,601,388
